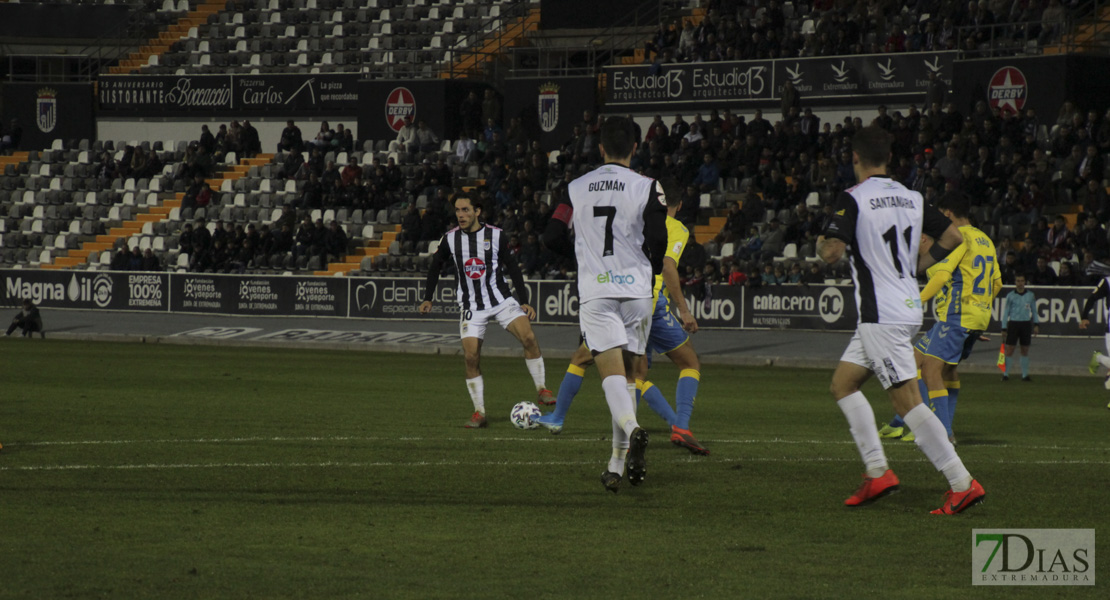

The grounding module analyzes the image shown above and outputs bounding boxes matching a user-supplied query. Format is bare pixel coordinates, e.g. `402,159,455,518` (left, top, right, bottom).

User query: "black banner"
1,83,96,151
535,280,580,324
169,273,347,316
743,284,857,330
539,0,651,30
952,55,1110,128
951,56,1063,119
1,270,167,311
349,277,461,320
356,80,491,147
2,268,1102,337
773,53,953,101
604,51,955,109
503,76,597,152
97,74,360,116
606,61,774,107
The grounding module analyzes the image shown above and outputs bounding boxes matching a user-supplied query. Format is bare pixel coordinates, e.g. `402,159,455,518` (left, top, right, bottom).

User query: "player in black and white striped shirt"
419,195,553,428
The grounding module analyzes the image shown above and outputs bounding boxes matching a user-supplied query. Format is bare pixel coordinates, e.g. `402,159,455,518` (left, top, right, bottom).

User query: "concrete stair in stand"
439,8,540,78
315,225,400,276
109,0,225,74
43,154,273,269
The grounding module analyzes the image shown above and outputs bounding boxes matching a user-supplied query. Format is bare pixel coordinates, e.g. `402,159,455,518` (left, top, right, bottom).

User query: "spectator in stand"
728,262,748,286
1047,216,1074,261
1057,262,1080,286
125,246,142,270
340,157,360,187
1030,256,1059,286
482,89,501,128
140,248,161,271
1041,0,1067,45
324,221,348,262
395,116,418,152
413,120,441,154
781,80,800,120
460,91,483,138
310,121,335,149
278,120,303,153
935,144,963,182
180,174,212,214
692,153,720,192
199,125,216,154
760,219,786,262
1074,178,1110,222
1,118,22,150
240,120,260,158
109,248,129,271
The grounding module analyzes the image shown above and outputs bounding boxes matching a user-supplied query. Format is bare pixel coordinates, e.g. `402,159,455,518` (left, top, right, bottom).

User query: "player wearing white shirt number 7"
817,126,986,515
544,116,668,493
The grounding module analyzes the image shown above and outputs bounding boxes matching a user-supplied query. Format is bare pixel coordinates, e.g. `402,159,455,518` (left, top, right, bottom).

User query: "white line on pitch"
4,456,1110,473
12,435,1110,453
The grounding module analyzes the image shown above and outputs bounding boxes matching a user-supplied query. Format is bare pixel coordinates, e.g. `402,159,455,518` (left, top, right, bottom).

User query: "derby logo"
988,67,1027,116
385,87,415,132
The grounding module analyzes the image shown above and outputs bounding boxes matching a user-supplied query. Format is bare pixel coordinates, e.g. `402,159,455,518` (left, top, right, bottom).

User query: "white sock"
466,376,484,415
836,391,888,478
525,357,546,390
1097,354,1110,369
602,375,638,437
903,403,972,492
608,446,627,474
627,383,638,414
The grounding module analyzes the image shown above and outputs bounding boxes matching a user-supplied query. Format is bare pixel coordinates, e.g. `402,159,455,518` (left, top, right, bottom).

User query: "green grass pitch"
0,340,1107,599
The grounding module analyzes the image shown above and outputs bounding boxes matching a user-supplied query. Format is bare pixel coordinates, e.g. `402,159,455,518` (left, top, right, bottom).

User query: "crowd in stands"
96,90,1110,291
645,0,1078,65
5,91,1110,291
413,93,1110,293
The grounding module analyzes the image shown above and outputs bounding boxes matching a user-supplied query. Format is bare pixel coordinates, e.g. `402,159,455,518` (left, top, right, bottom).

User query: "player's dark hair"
934,191,970,219
600,116,636,160
851,126,892,167
657,176,680,209
453,195,481,217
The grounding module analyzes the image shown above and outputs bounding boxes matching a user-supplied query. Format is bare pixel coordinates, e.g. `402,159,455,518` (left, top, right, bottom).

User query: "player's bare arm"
817,235,845,264
1080,279,1108,329
663,256,697,332
418,300,432,314
917,222,963,271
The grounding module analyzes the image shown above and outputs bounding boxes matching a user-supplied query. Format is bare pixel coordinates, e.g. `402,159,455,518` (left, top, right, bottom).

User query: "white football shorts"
579,297,652,355
459,298,527,340
840,323,919,389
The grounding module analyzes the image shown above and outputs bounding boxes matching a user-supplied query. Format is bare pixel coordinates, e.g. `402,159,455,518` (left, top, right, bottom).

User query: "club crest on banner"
36,88,57,134
538,82,560,133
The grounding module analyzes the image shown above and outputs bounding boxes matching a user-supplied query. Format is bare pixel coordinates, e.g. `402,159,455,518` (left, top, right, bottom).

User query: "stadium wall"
96,118,357,152
1,270,1101,337
603,51,957,112
503,76,597,151
2,83,96,150
538,0,654,30
953,55,1110,120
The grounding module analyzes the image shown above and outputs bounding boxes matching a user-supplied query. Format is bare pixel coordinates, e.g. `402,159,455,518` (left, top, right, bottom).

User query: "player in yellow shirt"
880,192,1000,444
635,195,705,455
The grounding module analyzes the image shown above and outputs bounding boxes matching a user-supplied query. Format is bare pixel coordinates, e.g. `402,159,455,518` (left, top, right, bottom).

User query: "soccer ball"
510,401,542,430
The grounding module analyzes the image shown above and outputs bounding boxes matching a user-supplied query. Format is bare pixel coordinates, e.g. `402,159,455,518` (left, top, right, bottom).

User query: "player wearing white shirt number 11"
543,116,668,493
817,126,986,515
